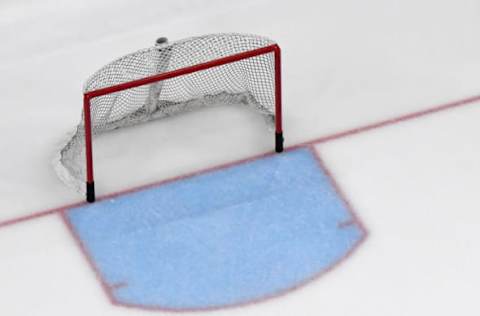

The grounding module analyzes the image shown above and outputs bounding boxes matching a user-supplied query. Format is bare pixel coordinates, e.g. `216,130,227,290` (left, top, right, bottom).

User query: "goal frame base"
275,132,284,153
86,182,95,203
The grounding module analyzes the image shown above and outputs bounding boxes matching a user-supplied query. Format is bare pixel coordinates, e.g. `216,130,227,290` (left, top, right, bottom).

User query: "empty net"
54,33,277,194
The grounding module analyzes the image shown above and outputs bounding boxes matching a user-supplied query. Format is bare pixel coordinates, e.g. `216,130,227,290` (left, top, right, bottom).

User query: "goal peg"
86,182,95,203
275,132,284,153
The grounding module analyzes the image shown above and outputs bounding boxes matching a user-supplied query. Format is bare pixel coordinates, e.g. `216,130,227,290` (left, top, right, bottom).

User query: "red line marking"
299,94,480,146
110,282,128,290
0,202,84,229
0,93,478,228
337,219,357,229
307,145,368,237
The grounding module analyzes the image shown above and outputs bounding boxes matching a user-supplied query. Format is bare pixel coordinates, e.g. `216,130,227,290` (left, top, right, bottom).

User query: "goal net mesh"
54,33,277,194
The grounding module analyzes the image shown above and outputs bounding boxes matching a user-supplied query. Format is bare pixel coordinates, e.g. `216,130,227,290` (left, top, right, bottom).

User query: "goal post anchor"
275,132,284,153
86,182,95,203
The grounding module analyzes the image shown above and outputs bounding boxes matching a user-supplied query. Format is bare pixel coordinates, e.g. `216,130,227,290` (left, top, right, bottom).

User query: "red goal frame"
83,44,283,202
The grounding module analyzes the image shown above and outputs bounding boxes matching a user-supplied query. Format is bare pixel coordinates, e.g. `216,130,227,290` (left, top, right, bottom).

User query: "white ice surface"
1,98,479,316
1,0,480,220
0,0,479,315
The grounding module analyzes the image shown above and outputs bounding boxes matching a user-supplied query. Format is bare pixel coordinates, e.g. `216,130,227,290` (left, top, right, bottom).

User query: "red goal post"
83,43,283,203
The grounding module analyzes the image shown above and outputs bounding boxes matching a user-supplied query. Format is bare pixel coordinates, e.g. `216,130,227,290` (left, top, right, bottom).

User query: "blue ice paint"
67,148,365,310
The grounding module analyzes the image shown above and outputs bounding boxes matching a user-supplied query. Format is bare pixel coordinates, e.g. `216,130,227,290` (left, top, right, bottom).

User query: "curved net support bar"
54,33,283,202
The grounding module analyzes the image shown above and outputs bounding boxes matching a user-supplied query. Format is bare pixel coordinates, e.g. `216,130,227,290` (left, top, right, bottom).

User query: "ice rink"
1,0,480,315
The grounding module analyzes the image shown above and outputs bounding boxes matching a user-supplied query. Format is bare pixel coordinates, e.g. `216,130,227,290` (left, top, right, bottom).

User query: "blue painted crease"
67,148,365,309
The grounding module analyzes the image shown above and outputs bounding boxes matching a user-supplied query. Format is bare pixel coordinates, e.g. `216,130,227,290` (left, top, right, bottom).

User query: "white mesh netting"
54,33,278,194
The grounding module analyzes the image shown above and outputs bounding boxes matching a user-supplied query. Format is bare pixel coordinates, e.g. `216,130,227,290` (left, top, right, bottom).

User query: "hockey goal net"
55,33,283,202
